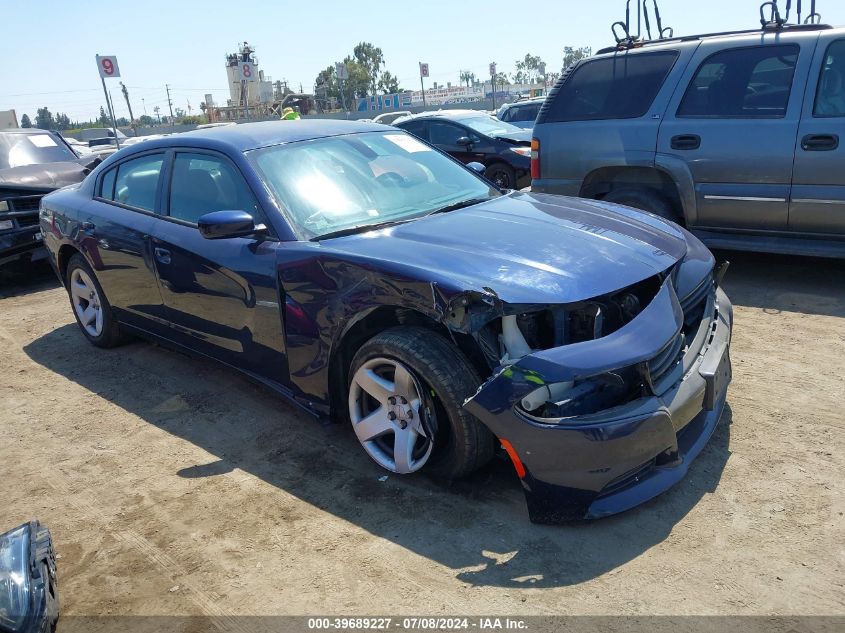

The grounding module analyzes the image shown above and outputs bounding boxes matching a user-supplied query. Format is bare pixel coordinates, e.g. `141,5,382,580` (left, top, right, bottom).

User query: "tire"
65,253,130,348
348,326,496,479
484,162,517,189
602,187,681,224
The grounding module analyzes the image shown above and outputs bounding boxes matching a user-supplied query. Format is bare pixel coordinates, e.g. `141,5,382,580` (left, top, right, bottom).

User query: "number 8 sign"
96,55,121,79
239,63,253,81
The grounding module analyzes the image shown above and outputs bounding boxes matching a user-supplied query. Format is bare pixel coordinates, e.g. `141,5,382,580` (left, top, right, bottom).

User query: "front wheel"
347,327,496,479
484,163,516,189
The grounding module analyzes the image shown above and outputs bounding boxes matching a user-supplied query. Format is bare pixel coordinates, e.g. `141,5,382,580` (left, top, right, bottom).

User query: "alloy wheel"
348,357,434,474
70,267,103,337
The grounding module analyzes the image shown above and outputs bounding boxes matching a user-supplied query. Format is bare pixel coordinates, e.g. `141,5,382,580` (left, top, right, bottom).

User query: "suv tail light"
530,138,540,179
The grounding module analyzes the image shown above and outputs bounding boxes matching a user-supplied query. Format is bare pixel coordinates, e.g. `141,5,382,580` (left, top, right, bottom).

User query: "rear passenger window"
113,154,164,211
400,120,428,140
678,45,799,118
543,51,678,122
814,40,845,117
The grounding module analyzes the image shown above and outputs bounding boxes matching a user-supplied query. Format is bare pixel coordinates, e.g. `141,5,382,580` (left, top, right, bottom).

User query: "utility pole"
153,106,161,125
490,62,497,110
142,98,147,116
120,82,137,136
165,84,175,125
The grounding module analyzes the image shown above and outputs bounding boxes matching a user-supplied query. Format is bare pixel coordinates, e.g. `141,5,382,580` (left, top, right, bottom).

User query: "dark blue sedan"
40,120,733,523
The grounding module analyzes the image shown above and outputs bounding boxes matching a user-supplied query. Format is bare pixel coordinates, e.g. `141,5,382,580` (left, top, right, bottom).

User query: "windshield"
249,131,499,239
458,116,525,137
0,132,77,170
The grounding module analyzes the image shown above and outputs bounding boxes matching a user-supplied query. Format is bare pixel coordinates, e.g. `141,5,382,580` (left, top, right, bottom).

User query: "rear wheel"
66,254,129,348
348,327,496,479
484,162,516,189
602,187,681,224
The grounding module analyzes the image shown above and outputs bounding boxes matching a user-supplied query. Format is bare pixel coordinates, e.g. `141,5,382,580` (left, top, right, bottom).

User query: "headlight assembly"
518,368,642,423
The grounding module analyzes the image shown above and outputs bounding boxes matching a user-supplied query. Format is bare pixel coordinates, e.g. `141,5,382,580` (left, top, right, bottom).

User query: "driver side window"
428,122,467,146
168,152,260,224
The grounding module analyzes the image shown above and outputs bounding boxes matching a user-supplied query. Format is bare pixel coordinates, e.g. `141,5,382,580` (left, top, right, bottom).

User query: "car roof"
501,98,545,108
595,22,840,55
397,110,492,123
0,128,54,135
152,119,389,152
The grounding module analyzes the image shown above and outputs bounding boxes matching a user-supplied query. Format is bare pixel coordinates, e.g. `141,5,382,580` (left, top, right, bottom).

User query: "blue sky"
4,0,845,121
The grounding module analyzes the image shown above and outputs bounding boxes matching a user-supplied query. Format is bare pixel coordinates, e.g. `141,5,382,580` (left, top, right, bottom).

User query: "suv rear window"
541,51,678,122
678,45,799,118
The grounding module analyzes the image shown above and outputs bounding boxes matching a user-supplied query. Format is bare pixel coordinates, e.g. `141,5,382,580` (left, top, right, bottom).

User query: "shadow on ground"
0,260,60,298
22,245,839,589
716,250,845,318
23,323,731,589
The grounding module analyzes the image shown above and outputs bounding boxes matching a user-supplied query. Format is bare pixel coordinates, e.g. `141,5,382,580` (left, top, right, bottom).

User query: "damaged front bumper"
464,278,733,524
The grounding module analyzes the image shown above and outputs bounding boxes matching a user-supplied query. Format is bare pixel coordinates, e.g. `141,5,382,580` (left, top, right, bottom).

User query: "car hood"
490,130,532,144
0,159,95,190
323,192,689,305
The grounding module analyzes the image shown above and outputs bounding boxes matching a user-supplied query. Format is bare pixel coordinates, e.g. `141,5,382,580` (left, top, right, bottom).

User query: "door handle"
671,134,701,150
80,221,95,231
801,134,839,151
154,247,171,265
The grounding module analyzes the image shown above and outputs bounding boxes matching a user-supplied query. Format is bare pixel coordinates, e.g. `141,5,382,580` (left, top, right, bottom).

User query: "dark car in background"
0,129,99,269
497,97,545,129
40,120,731,523
394,110,532,189
531,18,845,258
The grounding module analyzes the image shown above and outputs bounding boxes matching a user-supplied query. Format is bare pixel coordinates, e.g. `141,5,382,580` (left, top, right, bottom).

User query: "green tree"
35,107,54,130
377,71,401,94
20,114,32,128
352,42,385,94
563,46,592,70
98,106,110,126
55,113,71,130
459,70,476,89
513,53,544,84
493,72,511,86
138,114,154,126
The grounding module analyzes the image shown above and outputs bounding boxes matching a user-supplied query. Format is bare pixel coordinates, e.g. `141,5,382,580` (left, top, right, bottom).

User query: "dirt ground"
0,251,843,620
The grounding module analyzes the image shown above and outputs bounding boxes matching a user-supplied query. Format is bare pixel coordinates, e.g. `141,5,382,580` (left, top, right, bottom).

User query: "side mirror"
467,162,486,174
0,521,59,633
197,210,266,240
456,136,474,147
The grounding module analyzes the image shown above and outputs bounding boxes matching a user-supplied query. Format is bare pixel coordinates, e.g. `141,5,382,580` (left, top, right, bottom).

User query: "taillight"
530,137,540,179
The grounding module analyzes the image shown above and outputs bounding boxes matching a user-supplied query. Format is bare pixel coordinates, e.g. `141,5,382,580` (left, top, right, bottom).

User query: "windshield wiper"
312,218,414,241
425,196,492,217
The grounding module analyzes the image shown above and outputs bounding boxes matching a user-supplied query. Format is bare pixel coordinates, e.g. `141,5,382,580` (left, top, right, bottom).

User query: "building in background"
214,42,314,121
0,110,18,129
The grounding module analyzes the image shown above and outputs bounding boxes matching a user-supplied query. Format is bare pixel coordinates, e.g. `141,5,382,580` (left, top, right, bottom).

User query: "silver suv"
531,16,845,258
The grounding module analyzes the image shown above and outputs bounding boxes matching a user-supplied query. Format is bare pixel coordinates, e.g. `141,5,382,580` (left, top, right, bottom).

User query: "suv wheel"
602,188,681,224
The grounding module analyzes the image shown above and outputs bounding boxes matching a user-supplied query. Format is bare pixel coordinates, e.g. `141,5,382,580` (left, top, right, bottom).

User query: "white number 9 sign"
96,55,121,79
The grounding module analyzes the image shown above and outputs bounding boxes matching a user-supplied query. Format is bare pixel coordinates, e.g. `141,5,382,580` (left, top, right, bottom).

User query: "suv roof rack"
599,0,831,55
